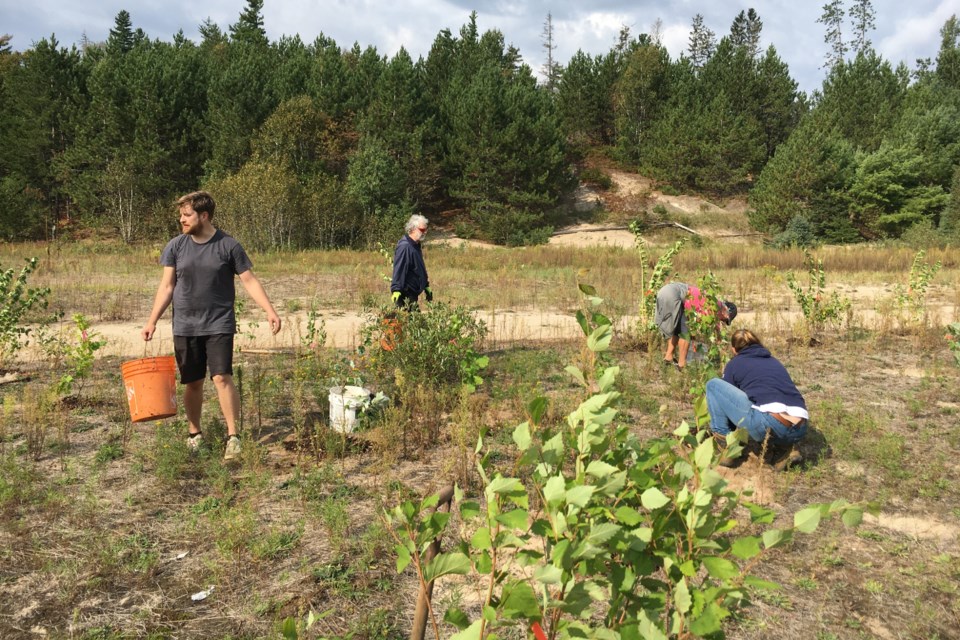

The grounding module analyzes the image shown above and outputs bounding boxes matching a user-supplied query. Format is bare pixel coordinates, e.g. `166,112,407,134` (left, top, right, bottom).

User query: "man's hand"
141,323,156,341
267,311,282,335
425,287,433,302
392,291,401,303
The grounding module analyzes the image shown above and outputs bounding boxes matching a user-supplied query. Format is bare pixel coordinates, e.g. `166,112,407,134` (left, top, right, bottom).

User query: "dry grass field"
1,221,960,639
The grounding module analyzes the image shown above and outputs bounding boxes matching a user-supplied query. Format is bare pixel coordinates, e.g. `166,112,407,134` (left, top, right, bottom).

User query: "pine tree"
688,14,716,71
730,8,763,59
818,1,847,70
107,10,135,56
936,15,960,90
849,0,876,55
229,0,268,47
541,12,561,92
555,50,605,145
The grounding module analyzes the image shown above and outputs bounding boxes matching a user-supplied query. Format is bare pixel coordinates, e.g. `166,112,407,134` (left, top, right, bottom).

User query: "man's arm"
142,266,176,341
238,269,281,334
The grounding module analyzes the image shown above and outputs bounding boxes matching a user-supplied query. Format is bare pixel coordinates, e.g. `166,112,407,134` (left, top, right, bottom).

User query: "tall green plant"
0,257,50,366
387,284,866,639
631,229,684,336
893,249,941,322
786,250,851,340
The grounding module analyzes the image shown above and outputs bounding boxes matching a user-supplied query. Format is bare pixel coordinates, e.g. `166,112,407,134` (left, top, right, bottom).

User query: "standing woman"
705,329,807,466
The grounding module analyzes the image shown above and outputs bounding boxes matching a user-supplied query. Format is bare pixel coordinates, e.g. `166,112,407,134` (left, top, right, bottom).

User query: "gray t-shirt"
159,229,253,336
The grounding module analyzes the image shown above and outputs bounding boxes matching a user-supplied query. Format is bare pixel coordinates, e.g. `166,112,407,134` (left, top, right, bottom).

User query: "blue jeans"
705,378,807,445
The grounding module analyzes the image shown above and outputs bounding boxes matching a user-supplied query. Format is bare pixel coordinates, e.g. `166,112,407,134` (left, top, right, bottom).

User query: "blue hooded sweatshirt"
722,344,806,409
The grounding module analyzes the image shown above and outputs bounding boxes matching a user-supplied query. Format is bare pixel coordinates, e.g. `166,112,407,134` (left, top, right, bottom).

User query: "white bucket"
328,385,371,433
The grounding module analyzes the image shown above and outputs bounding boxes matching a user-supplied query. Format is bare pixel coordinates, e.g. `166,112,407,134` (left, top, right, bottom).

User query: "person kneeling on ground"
705,329,807,468
654,282,736,369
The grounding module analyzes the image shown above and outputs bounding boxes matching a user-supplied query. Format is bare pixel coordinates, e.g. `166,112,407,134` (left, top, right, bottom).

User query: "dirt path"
22,298,954,363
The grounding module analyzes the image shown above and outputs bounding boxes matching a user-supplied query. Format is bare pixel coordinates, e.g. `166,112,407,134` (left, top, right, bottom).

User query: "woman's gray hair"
405,214,429,235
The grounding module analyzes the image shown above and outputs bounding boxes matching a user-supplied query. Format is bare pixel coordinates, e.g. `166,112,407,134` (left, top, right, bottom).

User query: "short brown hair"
730,328,762,352
177,191,216,218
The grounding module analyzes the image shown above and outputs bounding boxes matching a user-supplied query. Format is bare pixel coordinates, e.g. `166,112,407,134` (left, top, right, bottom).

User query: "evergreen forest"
2,0,960,248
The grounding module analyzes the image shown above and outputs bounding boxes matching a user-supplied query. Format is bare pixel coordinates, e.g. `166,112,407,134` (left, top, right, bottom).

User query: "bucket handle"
142,326,168,358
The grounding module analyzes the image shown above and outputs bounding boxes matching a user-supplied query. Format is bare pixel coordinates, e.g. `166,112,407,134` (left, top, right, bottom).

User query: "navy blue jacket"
391,234,429,297
722,344,806,409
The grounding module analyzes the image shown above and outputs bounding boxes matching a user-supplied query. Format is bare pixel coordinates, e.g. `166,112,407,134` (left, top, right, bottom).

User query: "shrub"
361,302,488,393
579,166,613,190
0,257,50,366
772,215,819,248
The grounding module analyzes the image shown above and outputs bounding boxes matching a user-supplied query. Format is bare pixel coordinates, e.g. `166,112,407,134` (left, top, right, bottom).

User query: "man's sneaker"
224,436,241,461
187,433,203,453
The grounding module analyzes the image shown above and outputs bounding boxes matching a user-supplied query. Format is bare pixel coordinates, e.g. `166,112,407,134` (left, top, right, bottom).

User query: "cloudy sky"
3,0,958,93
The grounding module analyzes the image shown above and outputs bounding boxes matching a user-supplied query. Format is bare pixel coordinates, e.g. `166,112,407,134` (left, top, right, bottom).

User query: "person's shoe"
186,433,203,453
224,436,241,461
771,446,803,472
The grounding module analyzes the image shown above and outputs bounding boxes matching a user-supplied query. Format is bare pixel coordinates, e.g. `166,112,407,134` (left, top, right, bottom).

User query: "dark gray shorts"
174,334,234,384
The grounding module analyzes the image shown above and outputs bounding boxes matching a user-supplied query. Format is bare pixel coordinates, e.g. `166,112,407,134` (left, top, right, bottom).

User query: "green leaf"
641,487,671,510
636,610,669,640
597,366,619,392
694,438,713,470
575,310,589,336
475,550,492,573
674,578,691,614
842,507,863,527
281,617,297,640
585,460,618,479
702,556,740,580
565,485,595,508
615,506,643,526
422,552,471,583
743,575,781,590
395,543,411,573
762,528,793,549
543,475,566,507
528,396,549,424
731,536,762,560
470,527,491,550
444,607,471,630
565,364,586,386
587,522,621,546
534,564,562,585
487,476,522,496
688,601,726,635
500,581,541,619
743,500,776,524
587,323,612,352
591,311,611,326
460,501,481,520
794,505,822,533
450,619,483,640
512,422,531,452
496,508,529,530
578,283,598,296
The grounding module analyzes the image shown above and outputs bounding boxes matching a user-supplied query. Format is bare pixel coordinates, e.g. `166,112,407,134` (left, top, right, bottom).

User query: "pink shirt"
684,286,708,314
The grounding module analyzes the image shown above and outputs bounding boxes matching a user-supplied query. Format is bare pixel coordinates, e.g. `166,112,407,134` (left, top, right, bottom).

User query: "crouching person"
706,329,807,469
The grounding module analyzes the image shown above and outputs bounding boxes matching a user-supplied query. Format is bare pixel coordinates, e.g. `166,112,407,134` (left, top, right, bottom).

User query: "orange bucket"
380,317,402,352
121,356,178,422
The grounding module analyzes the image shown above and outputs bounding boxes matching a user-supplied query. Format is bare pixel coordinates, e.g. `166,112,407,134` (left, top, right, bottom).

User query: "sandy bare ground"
26,295,952,363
